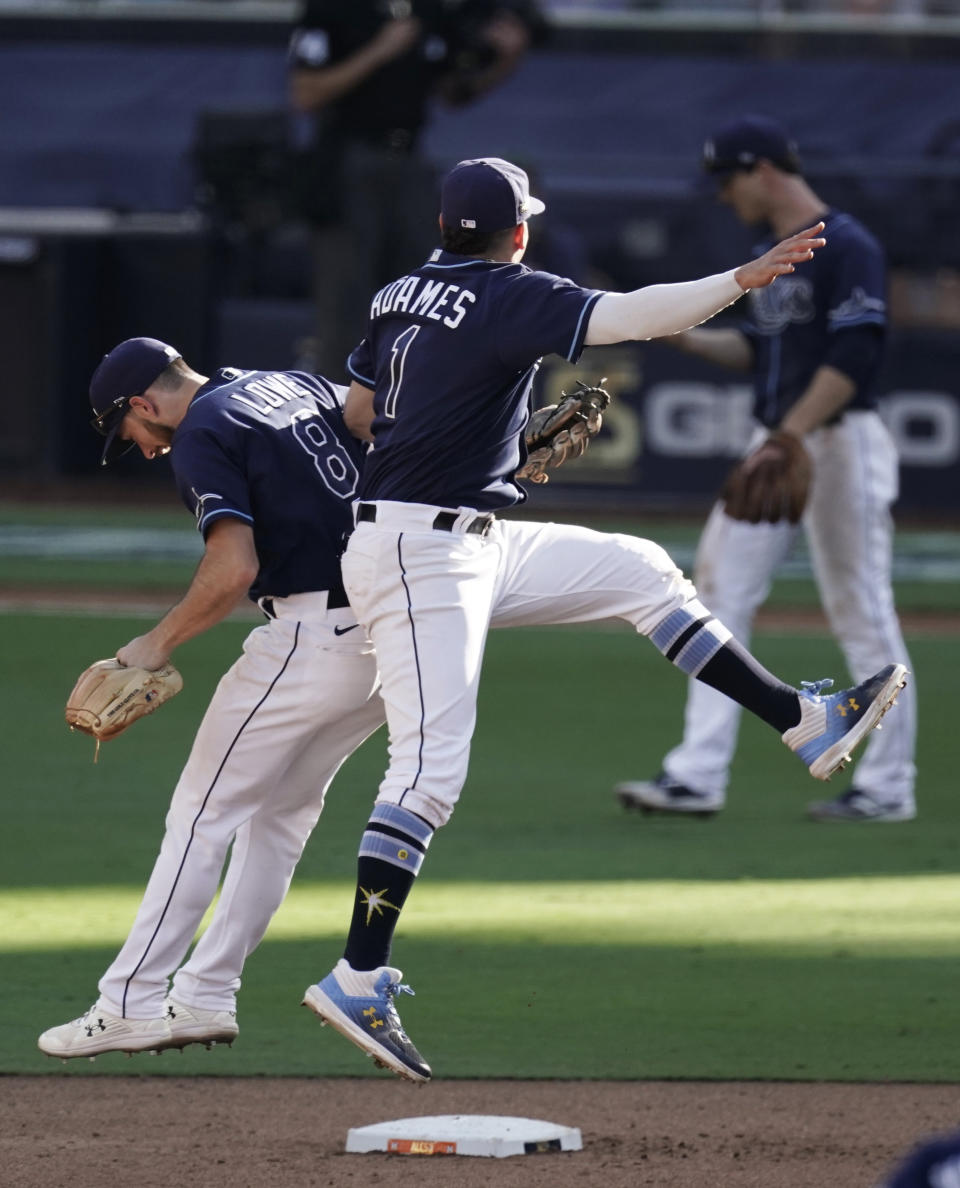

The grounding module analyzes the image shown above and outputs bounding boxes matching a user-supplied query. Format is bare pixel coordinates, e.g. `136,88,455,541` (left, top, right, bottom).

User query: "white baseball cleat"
807,788,917,823
164,997,238,1049
615,772,723,817
38,1003,171,1060
783,664,909,781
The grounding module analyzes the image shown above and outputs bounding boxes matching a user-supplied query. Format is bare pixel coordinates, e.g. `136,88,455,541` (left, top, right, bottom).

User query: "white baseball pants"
341,502,700,829
663,411,916,806
98,597,384,1018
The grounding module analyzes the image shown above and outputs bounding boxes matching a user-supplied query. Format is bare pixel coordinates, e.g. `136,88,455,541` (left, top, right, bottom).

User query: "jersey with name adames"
347,248,602,510
171,368,364,600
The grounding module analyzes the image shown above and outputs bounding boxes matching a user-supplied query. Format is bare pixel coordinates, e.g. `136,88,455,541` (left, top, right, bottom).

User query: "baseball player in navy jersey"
616,116,917,824
38,338,388,1059
301,156,907,1082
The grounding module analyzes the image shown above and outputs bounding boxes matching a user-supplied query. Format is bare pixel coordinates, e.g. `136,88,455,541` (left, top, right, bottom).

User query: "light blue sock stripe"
370,803,434,847
360,833,425,875
672,631,727,677
649,600,711,653
650,607,692,652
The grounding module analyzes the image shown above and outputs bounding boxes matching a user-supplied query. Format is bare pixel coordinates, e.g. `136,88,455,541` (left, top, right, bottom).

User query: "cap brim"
99,422,136,467
525,195,546,219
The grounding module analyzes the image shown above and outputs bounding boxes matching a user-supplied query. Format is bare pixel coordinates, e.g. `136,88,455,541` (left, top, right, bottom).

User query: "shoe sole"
161,1029,238,1052
615,787,721,818
807,804,917,823
302,985,430,1084
808,665,909,781
39,1036,172,1061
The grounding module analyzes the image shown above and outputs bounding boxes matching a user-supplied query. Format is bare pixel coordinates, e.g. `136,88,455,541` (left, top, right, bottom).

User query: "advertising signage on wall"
536,331,960,512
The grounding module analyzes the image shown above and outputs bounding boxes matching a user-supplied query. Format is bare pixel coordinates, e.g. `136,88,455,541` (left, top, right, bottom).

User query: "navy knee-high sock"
343,803,435,972
651,600,800,732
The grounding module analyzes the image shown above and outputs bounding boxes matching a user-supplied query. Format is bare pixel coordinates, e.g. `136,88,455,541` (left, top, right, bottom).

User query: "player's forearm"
117,523,257,668
585,270,743,346
290,16,420,111
667,327,754,371
290,44,391,112
344,381,376,441
779,365,856,436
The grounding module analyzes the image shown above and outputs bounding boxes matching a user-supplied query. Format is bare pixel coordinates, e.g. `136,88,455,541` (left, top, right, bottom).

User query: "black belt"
357,502,494,539
260,584,349,619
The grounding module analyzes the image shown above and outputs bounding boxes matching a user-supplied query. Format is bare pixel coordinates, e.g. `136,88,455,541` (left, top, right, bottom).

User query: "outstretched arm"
116,518,258,670
290,16,421,113
666,326,754,371
585,222,825,346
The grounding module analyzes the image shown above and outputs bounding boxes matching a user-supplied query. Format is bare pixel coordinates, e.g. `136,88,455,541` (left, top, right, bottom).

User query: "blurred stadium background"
1,0,959,525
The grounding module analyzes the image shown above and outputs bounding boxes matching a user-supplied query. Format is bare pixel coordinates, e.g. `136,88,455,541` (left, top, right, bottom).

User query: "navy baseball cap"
89,337,181,465
440,157,545,234
882,1132,960,1187
702,115,802,176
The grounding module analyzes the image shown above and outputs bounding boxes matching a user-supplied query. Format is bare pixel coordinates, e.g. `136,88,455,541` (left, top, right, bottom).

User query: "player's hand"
117,634,170,672
482,12,532,59
734,222,826,291
369,16,422,65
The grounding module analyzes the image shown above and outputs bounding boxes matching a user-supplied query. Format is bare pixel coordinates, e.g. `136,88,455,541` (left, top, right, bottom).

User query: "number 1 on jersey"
384,325,420,419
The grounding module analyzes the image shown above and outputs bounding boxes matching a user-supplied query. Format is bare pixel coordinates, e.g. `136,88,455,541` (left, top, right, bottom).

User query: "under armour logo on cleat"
362,1007,384,1030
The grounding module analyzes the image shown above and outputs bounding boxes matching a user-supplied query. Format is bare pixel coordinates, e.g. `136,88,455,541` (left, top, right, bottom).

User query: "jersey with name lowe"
347,248,603,511
170,368,364,599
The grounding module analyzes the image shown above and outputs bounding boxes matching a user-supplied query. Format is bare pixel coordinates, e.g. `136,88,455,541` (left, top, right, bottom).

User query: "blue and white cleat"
303,959,431,1083
783,663,909,781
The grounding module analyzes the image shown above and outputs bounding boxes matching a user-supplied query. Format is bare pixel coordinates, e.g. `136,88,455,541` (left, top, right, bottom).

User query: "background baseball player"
38,338,387,1059
615,115,917,824
300,156,907,1083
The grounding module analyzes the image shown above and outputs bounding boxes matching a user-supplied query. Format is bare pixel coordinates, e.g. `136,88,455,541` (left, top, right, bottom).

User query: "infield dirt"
5,1076,957,1187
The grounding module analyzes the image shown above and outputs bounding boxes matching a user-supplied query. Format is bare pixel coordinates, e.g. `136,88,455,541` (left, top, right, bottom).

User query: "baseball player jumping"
301,157,907,1082
38,339,387,1059
615,116,917,823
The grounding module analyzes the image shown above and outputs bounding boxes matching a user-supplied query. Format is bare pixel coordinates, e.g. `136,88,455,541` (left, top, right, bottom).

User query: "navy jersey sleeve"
824,218,887,333
496,269,602,370
171,428,253,539
347,339,375,387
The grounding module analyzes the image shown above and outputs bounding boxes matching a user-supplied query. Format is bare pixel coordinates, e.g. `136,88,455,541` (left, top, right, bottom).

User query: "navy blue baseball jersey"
170,369,364,600
347,250,602,510
741,209,887,426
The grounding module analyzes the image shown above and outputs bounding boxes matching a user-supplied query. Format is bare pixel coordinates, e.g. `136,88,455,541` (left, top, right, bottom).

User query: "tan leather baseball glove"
65,659,183,760
722,429,812,524
516,379,611,485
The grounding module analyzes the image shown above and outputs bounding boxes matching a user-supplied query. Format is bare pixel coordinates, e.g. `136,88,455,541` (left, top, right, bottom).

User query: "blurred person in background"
615,115,917,823
288,0,548,379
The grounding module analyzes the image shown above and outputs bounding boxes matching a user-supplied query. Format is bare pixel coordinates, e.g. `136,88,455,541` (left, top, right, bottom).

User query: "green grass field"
3,594,957,1082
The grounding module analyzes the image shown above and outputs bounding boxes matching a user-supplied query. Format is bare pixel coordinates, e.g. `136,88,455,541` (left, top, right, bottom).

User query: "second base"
346,1114,583,1158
